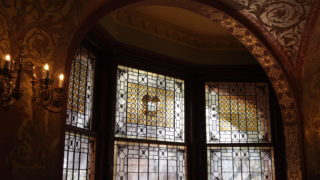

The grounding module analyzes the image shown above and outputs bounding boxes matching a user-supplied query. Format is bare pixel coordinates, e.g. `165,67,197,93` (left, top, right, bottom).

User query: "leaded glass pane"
205,82,271,143
113,141,186,180
66,47,95,129
207,147,274,180
63,132,96,180
115,65,185,142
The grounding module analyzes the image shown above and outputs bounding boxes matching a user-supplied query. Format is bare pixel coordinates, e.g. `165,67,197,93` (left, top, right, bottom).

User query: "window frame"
110,59,189,179
68,34,287,180
203,80,274,180
197,69,287,180
62,42,100,180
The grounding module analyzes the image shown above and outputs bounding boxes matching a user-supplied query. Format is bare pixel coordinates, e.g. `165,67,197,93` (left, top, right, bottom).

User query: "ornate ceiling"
99,5,258,65
107,5,246,51
98,0,319,73
223,0,316,73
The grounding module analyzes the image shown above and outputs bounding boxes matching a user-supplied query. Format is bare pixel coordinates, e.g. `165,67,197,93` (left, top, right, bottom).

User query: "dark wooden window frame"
78,28,287,180
63,42,101,180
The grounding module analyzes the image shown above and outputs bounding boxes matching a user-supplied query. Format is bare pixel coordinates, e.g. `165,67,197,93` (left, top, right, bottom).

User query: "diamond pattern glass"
115,65,185,142
114,141,186,180
66,47,95,130
207,147,274,180
63,132,96,180
63,46,97,180
205,82,271,144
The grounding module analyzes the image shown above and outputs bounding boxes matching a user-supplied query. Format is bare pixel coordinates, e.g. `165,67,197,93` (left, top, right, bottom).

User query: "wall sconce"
31,63,66,113
0,46,67,112
0,48,24,107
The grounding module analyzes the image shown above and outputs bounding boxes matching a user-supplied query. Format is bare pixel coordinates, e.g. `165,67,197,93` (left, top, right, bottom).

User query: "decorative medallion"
142,94,160,117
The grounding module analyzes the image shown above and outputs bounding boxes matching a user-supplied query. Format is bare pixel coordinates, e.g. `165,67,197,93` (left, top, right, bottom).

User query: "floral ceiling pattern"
223,0,315,72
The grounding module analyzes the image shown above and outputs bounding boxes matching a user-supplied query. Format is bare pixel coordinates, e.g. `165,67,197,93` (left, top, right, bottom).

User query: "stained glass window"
115,65,185,142
207,147,274,180
66,47,95,129
205,82,271,144
114,65,186,179
205,82,274,180
114,141,186,180
63,46,97,180
63,132,96,180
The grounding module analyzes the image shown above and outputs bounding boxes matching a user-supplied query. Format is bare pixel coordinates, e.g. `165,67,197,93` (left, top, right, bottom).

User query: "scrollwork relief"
1,0,83,63
224,0,314,66
37,0,67,13
23,28,54,63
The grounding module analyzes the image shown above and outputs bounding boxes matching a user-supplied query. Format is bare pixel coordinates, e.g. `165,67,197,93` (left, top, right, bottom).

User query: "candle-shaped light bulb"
44,63,49,71
44,63,50,79
32,66,36,79
5,54,11,61
58,73,64,88
3,54,11,70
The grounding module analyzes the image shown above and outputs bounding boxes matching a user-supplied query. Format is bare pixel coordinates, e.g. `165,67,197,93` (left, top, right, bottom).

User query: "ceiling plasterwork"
111,9,245,51
223,0,315,68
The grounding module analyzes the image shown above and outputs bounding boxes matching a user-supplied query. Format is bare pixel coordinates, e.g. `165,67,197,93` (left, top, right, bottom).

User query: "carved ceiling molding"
111,9,245,51
222,0,315,74
125,0,302,179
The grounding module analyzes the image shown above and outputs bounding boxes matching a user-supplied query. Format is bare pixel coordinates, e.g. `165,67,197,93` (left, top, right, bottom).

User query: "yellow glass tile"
126,82,176,127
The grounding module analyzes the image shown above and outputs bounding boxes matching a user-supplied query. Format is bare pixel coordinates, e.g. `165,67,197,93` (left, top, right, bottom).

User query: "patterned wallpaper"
0,1,87,179
0,1,84,64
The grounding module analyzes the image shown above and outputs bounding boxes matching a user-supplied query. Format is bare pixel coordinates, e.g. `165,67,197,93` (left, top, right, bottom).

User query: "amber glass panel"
115,65,185,142
205,82,271,143
66,47,95,130
63,46,97,180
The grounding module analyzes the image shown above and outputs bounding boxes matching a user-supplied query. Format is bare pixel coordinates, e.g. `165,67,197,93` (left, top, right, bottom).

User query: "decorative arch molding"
68,0,303,179
221,0,315,76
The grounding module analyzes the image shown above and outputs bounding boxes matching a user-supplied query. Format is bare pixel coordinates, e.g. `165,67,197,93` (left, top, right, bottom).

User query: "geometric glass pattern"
113,141,186,180
63,46,97,180
207,147,274,180
66,47,95,130
63,132,96,180
205,82,271,143
115,65,185,142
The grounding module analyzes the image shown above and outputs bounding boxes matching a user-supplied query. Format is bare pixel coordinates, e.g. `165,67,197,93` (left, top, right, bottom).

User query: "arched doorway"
65,0,303,179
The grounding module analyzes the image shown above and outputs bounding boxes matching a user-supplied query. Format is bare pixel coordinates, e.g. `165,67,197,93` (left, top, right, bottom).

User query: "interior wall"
0,1,102,179
302,9,320,179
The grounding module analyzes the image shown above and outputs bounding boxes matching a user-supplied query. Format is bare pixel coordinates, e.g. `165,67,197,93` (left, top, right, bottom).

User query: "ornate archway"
67,0,303,179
